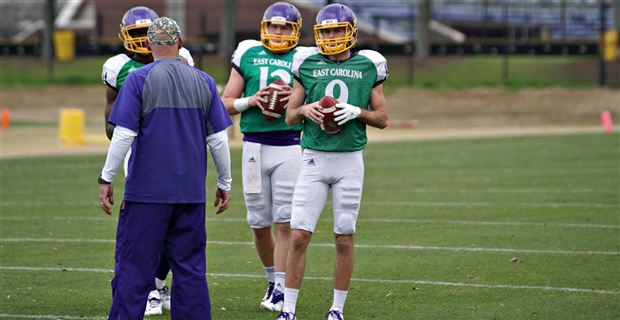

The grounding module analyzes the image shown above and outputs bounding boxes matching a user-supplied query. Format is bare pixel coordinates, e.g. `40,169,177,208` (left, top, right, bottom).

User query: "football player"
100,6,194,316
276,4,389,320
220,1,305,313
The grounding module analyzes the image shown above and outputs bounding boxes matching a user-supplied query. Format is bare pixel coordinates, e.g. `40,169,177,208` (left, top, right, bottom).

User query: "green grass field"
1,133,619,319
0,55,602,89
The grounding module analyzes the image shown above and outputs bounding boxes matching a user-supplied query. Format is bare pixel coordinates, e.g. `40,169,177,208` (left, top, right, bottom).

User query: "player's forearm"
222,96,241,115
105,123,115,140
104,88,118,140
206,130,232,191
285,105,304,126
286,80,306,126
104,103,114,140
359,108,389,129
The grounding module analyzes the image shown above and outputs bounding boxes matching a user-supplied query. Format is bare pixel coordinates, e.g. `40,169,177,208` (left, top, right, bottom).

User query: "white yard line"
2,200,618,209
0,238,116,244
207,241,620,256
363,200,620,209
2,216,618,230
1,238,618,256
521,202,620,209
370,187,618,195
37,216,620,229
361,218,620,229
0,266,617,295
0,314,106,320
209,217,620,230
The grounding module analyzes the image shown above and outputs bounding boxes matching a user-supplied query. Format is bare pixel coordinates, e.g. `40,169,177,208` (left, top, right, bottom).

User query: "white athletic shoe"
275,311,296,320
260,288,284,312
260,282,275,309
158,286,171,310
144,290,163,316
326,310,344,320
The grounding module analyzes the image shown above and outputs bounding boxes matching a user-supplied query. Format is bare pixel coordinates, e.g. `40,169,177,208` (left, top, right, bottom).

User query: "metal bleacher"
295,0,613,43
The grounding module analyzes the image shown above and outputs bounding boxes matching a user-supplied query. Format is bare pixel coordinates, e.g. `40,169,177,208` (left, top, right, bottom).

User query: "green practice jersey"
292,48,388,152
102,47,194,90
232,39,303,134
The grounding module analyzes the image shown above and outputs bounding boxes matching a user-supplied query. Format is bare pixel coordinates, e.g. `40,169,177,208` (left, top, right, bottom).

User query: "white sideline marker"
0,266,617,295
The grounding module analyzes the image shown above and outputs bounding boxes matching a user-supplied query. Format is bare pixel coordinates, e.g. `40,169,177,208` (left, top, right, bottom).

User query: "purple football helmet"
314,3,358,55
119,6,159,55
260,2,302,53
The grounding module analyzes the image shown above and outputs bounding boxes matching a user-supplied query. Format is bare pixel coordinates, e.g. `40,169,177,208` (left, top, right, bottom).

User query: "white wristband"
233,97,251,113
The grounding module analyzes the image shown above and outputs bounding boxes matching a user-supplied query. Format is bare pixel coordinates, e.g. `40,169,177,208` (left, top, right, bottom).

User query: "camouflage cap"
147,17,182,45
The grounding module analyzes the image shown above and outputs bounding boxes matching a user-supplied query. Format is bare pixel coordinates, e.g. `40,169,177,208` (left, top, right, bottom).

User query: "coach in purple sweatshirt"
97,17,233,320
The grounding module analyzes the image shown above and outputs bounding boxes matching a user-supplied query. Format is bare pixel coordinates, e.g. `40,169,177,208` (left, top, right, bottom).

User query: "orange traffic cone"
1,108,9,129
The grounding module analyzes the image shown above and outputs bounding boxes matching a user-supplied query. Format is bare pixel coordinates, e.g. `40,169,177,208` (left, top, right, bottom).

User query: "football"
262,79,288,120
318,96,341,134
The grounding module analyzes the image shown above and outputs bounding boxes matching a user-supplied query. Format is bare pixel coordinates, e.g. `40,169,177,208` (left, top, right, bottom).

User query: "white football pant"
291,149,364,235
242,142,301,229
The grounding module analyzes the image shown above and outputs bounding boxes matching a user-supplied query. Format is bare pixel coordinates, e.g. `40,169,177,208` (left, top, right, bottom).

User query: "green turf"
387,56,598,90
0,55,600,89
1,133,619,319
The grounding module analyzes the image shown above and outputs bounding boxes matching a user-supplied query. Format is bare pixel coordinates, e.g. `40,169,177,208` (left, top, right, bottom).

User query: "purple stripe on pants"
108,201,211,320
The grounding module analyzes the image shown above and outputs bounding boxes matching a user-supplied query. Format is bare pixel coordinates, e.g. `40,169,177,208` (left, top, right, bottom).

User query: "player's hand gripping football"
249,87,270,110
334,102,361,125
300,101,324,125
213,187,230,214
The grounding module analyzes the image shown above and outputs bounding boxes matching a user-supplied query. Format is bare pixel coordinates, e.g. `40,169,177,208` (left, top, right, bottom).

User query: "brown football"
318,96,341,134
263,79,288,120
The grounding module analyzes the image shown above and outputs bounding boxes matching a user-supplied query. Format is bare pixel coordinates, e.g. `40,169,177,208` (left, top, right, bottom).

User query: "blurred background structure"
0,0,618,87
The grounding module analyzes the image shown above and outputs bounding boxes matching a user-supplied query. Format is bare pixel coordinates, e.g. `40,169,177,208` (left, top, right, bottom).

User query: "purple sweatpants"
109,201,211,320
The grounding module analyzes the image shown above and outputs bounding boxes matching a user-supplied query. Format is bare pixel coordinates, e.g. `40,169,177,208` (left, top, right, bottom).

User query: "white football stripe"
1,238,617,256
0,266,616,295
